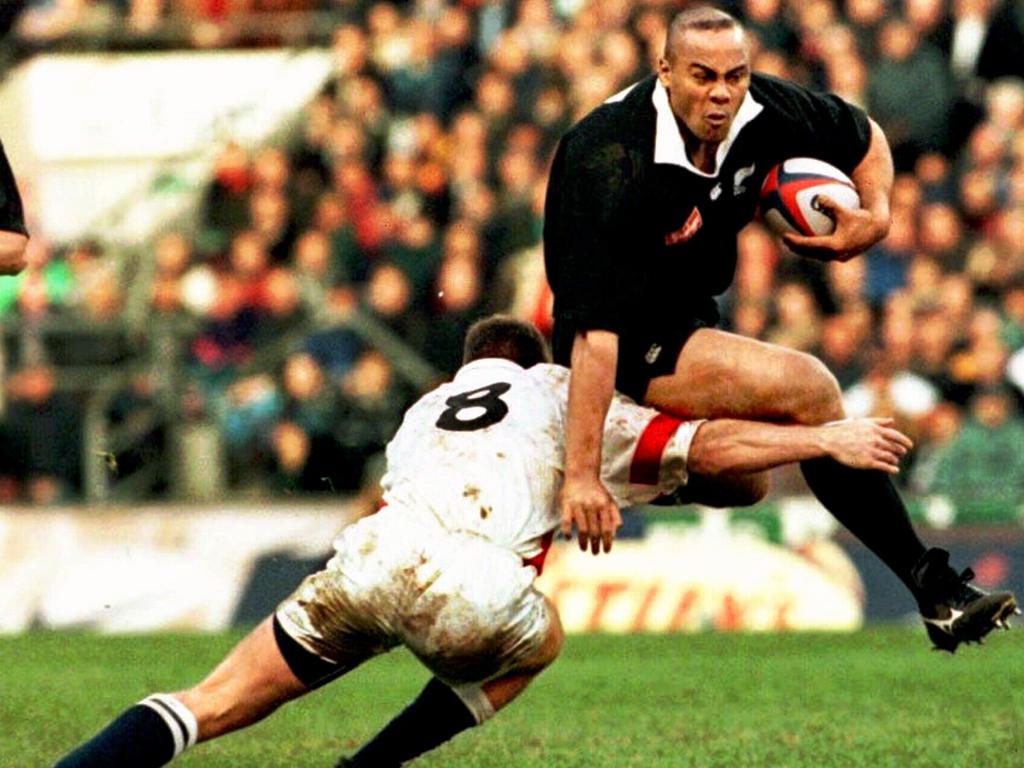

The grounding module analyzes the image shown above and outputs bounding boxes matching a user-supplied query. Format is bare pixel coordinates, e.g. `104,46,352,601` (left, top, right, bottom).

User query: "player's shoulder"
750,72,809,98
750,72,860,117
560,76,657,157
524,362,571,390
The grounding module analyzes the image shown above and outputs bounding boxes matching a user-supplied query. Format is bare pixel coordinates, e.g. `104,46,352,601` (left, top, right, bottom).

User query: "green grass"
7,628,1024,767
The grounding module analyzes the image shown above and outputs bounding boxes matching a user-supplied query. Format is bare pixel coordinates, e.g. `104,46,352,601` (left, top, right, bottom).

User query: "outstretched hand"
820,417,913,474
560,475,622,555
782,194,888,262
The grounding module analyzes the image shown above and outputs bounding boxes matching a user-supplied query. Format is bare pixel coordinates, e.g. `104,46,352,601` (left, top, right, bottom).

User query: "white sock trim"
140,694,199,755
155,694,199,748
449,682,496,725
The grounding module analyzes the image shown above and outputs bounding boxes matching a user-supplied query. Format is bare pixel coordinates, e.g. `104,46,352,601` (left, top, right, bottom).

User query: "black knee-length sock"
53,694,197,768
347,678,478,767
801,458,927,596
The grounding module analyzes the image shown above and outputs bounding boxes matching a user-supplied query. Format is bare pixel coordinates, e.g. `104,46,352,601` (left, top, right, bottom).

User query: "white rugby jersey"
380,360,701,560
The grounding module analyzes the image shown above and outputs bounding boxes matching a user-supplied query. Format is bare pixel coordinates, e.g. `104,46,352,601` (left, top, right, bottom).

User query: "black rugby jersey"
0,140,27,236
543,73,870,363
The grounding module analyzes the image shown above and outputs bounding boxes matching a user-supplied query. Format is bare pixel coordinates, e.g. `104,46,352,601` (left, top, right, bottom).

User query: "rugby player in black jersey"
544,6,1016,652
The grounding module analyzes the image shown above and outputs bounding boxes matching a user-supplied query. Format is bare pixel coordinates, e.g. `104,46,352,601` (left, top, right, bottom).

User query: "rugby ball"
759,157,860,237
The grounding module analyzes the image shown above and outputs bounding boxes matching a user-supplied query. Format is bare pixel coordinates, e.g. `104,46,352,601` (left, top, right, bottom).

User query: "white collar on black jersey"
651,80,763,178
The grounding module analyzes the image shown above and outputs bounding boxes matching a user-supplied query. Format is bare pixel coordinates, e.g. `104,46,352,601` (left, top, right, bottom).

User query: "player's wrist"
564,467,601,485
813,427,834,459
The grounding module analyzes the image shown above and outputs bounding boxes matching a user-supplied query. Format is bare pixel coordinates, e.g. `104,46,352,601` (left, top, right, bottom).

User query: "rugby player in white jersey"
54,316,913,768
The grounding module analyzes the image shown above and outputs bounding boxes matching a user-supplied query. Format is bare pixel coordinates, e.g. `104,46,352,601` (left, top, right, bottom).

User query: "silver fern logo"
733,163,756,195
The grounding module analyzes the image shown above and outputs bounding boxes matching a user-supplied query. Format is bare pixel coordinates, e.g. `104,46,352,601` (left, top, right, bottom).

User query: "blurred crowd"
2,0,1024,520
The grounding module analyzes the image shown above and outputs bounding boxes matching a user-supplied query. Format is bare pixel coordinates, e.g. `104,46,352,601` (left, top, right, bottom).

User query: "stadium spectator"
219,372,280,486
331,348,407,491
868,15,953,167
16,0,117,42
765,281,822,353
1,363,81,504
0,238,64,321
201,142,252,252
844,347,940,434
267,351,344,493
423,250,485,373
817,312,867,389
926,385,1024,521
150,231,195,316
912,306,959,399
907,399,964,496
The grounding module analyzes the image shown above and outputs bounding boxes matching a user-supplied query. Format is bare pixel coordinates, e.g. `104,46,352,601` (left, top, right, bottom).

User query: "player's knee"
535,608,565,669
512,600,564,675
786,352,843,424
726,473,770,507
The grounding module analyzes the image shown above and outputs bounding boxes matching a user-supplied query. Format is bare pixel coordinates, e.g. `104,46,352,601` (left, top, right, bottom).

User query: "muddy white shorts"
275,507,554,688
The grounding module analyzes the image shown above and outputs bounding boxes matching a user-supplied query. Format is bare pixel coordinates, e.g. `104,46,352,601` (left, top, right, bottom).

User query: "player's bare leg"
175,616,307,741
339,599,564,768
645,328,843,424
53,618,309,767
646,327,1018,650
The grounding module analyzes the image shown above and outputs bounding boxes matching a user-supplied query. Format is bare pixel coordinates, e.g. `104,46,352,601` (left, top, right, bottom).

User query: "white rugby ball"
758,157,860,236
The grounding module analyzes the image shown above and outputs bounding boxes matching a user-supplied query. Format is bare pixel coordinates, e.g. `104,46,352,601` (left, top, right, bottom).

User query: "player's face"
658,27,751,145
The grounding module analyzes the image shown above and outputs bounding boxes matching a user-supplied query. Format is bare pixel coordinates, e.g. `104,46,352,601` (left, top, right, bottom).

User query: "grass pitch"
6,628,1024,767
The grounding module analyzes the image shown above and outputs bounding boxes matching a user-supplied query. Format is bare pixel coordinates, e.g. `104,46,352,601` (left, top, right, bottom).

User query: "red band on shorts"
629,413,683,485
523,530,555,575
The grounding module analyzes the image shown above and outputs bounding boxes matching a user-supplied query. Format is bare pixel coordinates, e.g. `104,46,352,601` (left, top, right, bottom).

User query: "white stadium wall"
0,49,332,245
0,504,352,633
0,505,865,634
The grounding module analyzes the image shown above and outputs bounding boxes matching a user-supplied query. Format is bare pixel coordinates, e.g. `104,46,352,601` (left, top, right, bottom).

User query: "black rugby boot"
913,548,1019,653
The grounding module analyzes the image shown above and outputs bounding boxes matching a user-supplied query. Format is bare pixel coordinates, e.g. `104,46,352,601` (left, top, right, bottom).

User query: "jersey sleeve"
759,76,873,175
0,141,27,237
542,129,634,334
599,391,705,506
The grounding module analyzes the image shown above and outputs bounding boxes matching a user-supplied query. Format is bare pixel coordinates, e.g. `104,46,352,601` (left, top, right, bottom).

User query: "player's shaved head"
664,6,746,62
463,315,551,368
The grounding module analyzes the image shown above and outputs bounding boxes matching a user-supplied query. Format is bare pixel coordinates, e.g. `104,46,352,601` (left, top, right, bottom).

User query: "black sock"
54,695,197,768
348,678,478,767
801,458,927,596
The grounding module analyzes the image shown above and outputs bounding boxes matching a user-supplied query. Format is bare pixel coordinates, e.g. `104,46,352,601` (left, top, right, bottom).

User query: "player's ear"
657,56,672,87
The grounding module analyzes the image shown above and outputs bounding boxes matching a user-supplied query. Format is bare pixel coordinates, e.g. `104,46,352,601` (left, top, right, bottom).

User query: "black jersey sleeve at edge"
543,131,633,335
758,75,873,176
0,142,27,237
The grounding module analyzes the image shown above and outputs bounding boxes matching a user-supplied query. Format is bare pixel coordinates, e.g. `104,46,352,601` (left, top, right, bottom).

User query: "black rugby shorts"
615,316,716,403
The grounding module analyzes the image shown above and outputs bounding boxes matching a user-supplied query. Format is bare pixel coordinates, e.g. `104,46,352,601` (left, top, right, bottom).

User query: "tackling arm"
561,330,622,555
688,417,911,477
603,410,913,509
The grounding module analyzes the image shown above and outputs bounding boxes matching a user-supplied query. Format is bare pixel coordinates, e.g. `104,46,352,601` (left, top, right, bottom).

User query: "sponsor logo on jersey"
733,163,756,195
664,206,703,246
